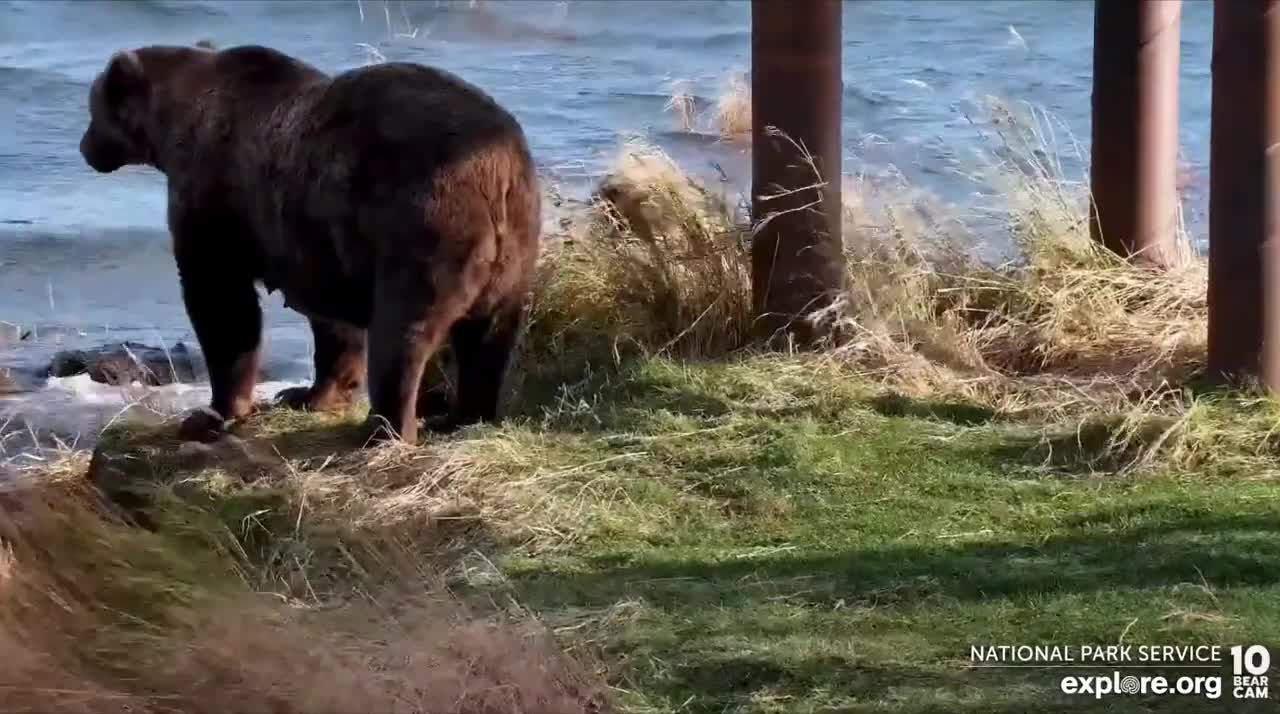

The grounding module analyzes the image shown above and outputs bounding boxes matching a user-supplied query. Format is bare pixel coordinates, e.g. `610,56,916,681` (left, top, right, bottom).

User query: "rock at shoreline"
45,341,199,387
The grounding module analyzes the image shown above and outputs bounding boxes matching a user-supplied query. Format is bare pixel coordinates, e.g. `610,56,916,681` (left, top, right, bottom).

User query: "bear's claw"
274,386,314,411
275,385,354,413
177,406,231,443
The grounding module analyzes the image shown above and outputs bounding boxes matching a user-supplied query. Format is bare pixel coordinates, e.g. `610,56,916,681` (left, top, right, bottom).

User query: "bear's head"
79,50,152,174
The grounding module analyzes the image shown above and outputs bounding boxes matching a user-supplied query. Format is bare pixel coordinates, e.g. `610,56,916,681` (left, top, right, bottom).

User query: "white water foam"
0,374,309,457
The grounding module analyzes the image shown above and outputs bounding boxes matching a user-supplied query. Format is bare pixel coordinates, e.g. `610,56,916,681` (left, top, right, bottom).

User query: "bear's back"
207,45,329,101
307,61,527,161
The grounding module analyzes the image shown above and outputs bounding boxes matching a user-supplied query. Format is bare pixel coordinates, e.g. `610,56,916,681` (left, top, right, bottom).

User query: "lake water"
0,0,1216,450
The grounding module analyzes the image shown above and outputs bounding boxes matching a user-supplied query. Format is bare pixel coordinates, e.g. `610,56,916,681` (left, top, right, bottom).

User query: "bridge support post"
1089,0,1183,267
750,0,845,346
1207,0,1280,388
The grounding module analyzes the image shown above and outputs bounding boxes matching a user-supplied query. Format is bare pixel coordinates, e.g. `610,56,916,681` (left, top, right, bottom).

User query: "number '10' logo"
1230,646,1271,676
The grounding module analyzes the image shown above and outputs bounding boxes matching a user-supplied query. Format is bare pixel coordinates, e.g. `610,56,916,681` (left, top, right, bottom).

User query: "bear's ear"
102,50,146,105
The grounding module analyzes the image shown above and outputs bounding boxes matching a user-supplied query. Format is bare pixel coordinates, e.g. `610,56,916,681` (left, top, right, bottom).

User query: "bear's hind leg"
443,298,524,430
277,317,366,412
366,189,499,445
365,283,472,447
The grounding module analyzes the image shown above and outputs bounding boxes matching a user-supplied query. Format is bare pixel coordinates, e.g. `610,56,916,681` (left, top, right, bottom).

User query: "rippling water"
0,0,1216,447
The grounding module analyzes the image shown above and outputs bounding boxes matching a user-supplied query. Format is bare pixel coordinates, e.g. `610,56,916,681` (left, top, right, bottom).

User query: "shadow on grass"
966,414,1273,479
508,356,734,429
946,424,1127,478
498,511,1280,712
507,511,1280,610
867,392,999,426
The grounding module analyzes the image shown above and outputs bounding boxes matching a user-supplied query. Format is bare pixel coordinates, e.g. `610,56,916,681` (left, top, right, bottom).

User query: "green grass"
79,355,1280,713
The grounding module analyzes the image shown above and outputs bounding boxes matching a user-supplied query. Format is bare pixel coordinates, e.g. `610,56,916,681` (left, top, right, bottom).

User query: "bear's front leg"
176,258,263,443
276,317,366,412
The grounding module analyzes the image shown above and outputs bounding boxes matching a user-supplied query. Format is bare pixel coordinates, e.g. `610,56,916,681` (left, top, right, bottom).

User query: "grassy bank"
15,355,1277,713
4,100,1276,712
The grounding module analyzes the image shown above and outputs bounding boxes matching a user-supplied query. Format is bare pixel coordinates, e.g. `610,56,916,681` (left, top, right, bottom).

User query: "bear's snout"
80,129,124,174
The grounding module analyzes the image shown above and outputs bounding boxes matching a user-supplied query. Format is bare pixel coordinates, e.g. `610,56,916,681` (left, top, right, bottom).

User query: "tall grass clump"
527,97,1208,423
527,139,752,364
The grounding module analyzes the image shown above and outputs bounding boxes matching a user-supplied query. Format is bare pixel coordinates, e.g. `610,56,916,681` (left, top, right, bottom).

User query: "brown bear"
78,43,541,445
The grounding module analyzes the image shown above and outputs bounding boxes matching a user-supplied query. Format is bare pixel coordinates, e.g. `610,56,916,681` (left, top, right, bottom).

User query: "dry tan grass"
826,100,1205,419
713,72,751,142
0,447,608,714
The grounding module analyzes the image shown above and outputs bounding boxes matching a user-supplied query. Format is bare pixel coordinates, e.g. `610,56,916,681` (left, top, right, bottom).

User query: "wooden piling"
1207,0,1280,387
1089,0,1183,267
750,0,845,346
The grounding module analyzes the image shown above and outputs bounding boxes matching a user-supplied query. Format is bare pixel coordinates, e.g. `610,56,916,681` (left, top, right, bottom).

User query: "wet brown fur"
79,44,541,445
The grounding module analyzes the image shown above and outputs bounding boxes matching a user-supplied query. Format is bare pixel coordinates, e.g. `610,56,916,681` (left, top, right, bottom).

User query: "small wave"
611,90,715,106
0,374,309,453
584,28,747,52
43,373,302,406
845,85,895,108
0,228,174,275
110,0,229,20
653,129,734,148
0,64,82,94
0,223,170,242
